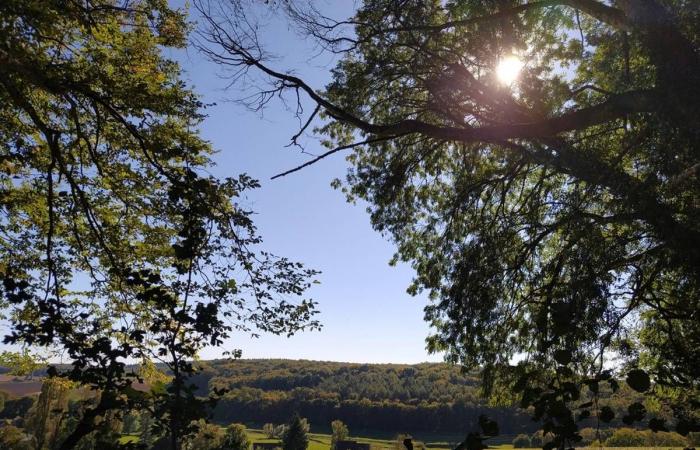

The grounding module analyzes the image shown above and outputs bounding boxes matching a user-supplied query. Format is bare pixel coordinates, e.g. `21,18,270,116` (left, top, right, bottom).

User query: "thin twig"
271,135,407,180
286,104,321,148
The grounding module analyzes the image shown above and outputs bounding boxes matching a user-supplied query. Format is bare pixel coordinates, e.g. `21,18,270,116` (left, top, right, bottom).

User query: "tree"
220,423,251,450
197,0,700,443
0,1,319,449
0,350,44,379
263,423,277,439
185,420,225,450
331,419,349,450
282,414,309,450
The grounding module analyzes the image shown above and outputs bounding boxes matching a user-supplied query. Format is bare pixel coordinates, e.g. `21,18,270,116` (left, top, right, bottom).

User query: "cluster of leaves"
0,349,45,378
511,359,699,449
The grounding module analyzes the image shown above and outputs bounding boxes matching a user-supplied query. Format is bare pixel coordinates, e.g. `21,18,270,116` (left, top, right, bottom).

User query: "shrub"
645,430,688,447
605,428,647,447
579,428,597,446
689,432,700,446
263,423,276,439
187,420,225,450
275,425,289,439
0,425,34,450
530,430,553,448
578,428,612,447
222,423,251,450
598,429,613,442
513,434,531,448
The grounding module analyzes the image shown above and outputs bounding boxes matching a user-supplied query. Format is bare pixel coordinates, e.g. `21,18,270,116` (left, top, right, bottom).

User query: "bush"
604,428,689,447
578,428,613,447
0,425,34,450
513,434,531,448
275,425,289,439
645,430,688,447
222,423,250,450
689,432,700,446
187,420,225,450
263,423,276,439
530,430,553,448
605,428,647,447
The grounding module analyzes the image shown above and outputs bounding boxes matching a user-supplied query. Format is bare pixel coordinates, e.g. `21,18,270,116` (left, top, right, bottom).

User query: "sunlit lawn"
121,428,687,450
246,429,688,450
247,428,462,450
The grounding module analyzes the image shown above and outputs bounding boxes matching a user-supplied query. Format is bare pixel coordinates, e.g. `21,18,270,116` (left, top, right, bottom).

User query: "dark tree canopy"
197,0,699,442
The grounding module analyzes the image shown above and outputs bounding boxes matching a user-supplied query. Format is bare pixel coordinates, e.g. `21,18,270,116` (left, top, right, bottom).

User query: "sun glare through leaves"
496,55,524,85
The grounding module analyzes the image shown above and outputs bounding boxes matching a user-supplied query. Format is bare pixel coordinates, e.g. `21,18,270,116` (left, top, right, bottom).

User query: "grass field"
119,428,687,450
247,428,416,450
244,430,686,450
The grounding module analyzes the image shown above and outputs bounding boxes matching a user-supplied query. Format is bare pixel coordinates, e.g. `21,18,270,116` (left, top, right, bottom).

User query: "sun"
496,55,524,85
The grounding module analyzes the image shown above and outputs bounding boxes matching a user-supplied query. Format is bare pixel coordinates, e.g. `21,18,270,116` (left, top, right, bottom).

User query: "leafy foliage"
197,0,700,445
331,420,349,450
185,419,226,450
220,423,251,450
0,0,319,448
0,350,44,379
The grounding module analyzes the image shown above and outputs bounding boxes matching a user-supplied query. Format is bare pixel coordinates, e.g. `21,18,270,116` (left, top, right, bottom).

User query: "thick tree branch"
201,34,657,141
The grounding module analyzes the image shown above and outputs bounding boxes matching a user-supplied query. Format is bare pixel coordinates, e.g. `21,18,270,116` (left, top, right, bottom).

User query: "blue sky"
174,3,443,364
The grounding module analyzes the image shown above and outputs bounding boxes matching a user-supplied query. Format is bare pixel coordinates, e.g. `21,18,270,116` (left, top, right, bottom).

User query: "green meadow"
118,426,689,450
242,429,686,450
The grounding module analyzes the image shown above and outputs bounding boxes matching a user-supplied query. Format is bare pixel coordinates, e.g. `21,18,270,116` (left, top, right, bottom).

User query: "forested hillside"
187,360,640,435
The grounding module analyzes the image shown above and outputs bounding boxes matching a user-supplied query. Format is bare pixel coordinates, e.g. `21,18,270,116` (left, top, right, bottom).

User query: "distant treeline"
188,360,638,435
1,359,648,437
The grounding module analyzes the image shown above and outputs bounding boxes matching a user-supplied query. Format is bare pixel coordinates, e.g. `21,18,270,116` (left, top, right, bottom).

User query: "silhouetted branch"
271,135,406,180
